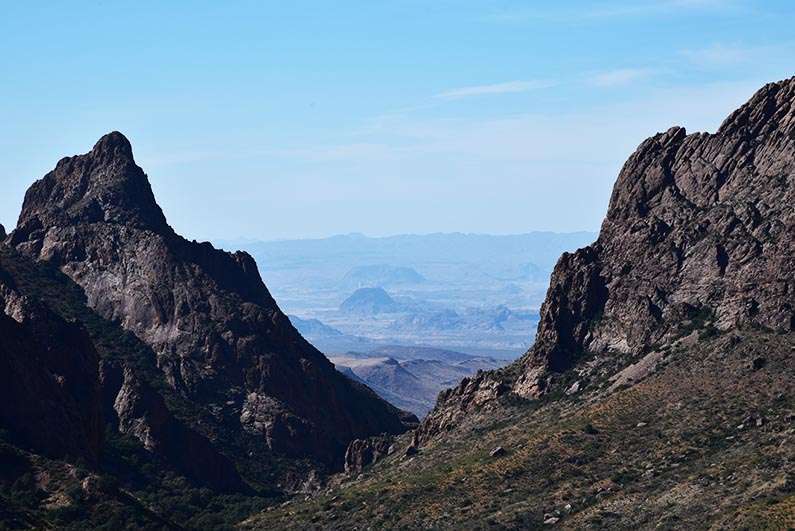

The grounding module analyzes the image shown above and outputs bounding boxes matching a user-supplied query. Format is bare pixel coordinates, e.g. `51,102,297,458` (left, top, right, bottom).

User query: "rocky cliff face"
8,132,414,471
0,239,247,494
517,75,795,396
343,433,395,475
420,76,795,440
0,264,102,465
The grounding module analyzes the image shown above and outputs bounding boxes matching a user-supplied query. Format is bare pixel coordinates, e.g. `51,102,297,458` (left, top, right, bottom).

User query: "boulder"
490,446,506,458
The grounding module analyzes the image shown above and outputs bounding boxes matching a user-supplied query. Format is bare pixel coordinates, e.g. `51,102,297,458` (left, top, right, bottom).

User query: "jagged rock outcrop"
415,370,510,443
103,362,246,490
0,268,102,465
9,131,415,470
419,75,795,441
344,434,394,475
1,235,245,492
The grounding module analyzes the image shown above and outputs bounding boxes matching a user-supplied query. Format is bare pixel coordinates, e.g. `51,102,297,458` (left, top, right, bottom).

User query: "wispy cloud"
681,43,753,67
435,80,555,100
668,0,734,7
485,0,739,24
310,80,760,166
587,68,657,87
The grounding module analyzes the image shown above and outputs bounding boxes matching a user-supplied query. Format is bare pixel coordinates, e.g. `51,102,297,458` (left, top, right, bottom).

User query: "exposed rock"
0,223,5,240
415,370,510,444
240,391,317,457
607,350,665,392
112,366,164,451
9,132,414,470
489,446,506,457
105,360,247,491
566,381,581,395
344,434,394,475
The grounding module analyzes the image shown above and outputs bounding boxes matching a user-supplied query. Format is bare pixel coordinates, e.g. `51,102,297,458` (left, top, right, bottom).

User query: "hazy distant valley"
222,232,596,416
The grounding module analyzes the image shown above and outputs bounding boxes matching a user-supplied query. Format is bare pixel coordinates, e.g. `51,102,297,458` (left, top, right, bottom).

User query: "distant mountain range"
340,264,425,288
220,231,596,276
222,231,595,357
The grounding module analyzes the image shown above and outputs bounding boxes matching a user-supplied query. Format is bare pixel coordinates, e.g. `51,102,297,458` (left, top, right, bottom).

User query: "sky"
1,1,794,242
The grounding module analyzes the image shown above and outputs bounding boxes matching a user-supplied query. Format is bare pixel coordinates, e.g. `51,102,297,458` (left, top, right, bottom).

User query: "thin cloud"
485,0,739,23
682,43,753,66
435,80,555,100
588,68,657,87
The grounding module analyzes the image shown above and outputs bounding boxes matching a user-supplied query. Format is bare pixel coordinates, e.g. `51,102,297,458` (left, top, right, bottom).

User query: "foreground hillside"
244,76,795,529
245,330,794,529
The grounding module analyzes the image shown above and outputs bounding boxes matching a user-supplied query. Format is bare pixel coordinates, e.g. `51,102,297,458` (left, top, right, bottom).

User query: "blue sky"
1,1,793,241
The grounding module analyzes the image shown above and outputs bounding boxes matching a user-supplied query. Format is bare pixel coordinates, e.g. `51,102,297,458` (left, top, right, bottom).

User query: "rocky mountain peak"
8,133,414,476
13,131,169,246
514,75,795,397
90,130,135,161
717,76,795,137
606,76,795,224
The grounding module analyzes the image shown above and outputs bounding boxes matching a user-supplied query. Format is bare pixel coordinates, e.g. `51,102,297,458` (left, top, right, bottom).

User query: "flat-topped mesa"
10,132,414,470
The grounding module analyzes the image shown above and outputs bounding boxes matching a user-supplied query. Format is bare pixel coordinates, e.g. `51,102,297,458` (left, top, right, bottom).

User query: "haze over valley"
222,232,595,415
224,231,594,356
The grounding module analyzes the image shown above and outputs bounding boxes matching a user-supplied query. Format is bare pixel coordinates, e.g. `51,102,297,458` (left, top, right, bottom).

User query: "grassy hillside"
243,330,795,529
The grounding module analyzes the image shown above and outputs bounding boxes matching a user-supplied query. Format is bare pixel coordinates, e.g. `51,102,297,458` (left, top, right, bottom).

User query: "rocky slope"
0,243,252,525
246,76,795,529
248,330,794,529
418,75,795,442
